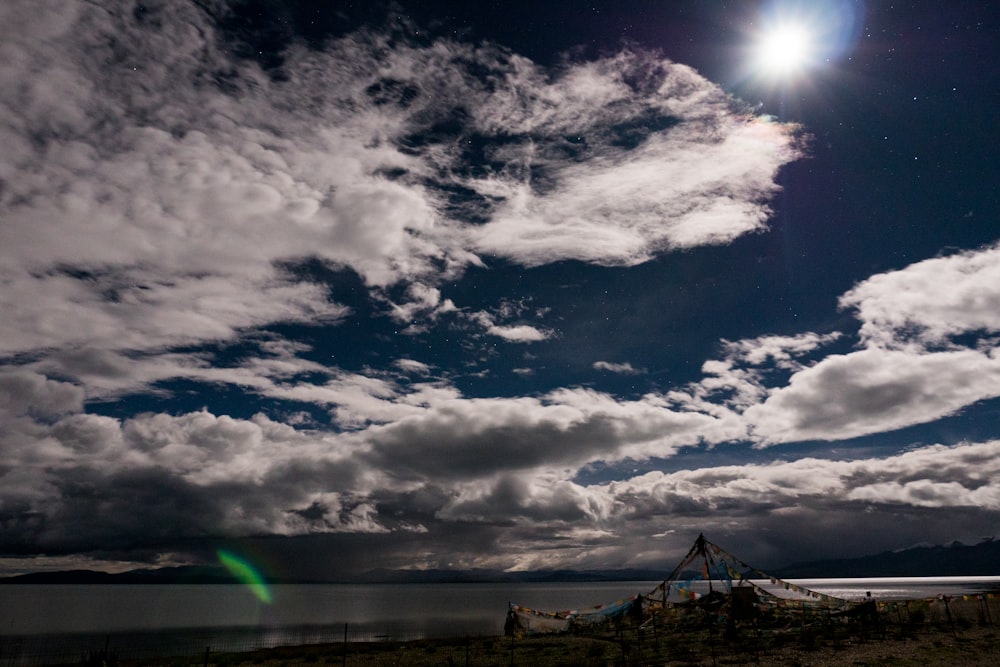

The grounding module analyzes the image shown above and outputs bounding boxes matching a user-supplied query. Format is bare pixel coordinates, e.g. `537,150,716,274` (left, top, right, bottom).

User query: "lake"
1,578,999,664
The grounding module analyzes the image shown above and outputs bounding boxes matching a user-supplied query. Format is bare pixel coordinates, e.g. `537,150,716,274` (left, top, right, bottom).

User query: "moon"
755,23,813,77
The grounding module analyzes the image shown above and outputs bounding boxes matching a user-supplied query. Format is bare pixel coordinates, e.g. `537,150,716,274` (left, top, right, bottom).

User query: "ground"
72,598,1000,666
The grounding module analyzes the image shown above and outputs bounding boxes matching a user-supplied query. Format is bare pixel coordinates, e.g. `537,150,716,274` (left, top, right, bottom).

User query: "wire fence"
2,595,997,667
0,623,440,667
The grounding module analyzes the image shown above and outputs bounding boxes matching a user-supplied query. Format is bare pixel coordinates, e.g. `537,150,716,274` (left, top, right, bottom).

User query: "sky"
1,0,999,579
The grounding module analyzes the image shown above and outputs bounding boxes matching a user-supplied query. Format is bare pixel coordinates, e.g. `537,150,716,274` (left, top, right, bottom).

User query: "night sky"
2,0,999,579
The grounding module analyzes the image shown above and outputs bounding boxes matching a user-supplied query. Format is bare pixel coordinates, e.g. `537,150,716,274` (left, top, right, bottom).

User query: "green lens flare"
217,549,272,604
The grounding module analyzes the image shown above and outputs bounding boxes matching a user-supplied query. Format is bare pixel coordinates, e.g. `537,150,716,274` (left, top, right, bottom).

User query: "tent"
649,533,851,609
506,533,852,635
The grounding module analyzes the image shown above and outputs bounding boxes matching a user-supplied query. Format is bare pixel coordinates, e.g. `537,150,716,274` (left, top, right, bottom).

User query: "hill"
775,538,1000,578
3,538,997,584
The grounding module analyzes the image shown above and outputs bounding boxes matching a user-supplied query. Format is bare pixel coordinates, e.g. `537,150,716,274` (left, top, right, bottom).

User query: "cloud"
386,284,458,330
3,355,999,571
745,347,1000,444
4,1,997,575
593,361,643,374
607,440,1000,514
670,332,842,416
660,245,1000,447
470,311,552,342
394,359,432,375
465,56,805,266
438,474,615,524
0,371,84,419
723,246,1000,445
0,1,801,364
841,242,1000,349
468,301,554,342
721,332,842,368
0,378,739,557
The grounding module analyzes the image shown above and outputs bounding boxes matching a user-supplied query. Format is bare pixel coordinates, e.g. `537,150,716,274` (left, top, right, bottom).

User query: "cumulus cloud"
841,242,1000,349
657,244,1000,447
0,371,85,419
745,347,1000,444
3,353,1000,571
360,387,740,481
721,332,843,369
726,245,1000,445
0,377,739,558
606,440,1000,515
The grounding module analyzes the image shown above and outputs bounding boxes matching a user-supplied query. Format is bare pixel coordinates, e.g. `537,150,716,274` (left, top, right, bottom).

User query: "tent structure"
649,533,851,609
506,533,854,635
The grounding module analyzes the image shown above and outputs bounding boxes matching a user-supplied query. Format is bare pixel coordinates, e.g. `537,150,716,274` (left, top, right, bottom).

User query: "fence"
1,624,430,667
2,595,996,667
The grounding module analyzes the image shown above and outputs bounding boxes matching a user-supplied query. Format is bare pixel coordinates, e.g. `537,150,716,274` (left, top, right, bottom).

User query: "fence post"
342,623,348,667
942,596,957,638
617,618,627,664
204,645,210,667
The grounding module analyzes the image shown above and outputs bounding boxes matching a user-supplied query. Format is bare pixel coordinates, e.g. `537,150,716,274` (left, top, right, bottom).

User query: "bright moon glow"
756,24,812,75
218,549,272,604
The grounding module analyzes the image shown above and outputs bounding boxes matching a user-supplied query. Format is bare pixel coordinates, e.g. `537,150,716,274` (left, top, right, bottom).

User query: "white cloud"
722,332,842,368
0,371,84,419
471,89,802,266
658,245,1000,447
3,352,1000,568
0,1,802,363
362,387,742,480
841,243,1000,348
593,361,643,374
745,347,1000,444
716,245,1000,445
7,1,998,574
439,474,616,524
603,440,1000,513
394,359,432,375
469,310,553,342
386,283,457,328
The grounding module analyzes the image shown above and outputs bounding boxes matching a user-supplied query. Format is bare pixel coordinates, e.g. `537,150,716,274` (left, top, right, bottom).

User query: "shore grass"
73,598,1000,667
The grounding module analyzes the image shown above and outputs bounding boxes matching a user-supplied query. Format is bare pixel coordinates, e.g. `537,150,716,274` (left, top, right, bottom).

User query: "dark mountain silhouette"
775,538,1000,578
2,539,997,584
0,565,234,585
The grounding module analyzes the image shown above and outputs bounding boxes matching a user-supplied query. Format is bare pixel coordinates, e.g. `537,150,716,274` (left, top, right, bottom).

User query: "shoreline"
3,597,996,666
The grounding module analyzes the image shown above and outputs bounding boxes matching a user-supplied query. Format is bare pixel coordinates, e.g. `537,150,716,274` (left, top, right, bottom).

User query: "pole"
941,596,957,638
343,622,348,667
708,612,718,667
617,618,627,665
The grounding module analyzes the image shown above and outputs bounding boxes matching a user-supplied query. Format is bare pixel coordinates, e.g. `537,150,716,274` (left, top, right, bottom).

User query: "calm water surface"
3,578,999,637
1,579,998,665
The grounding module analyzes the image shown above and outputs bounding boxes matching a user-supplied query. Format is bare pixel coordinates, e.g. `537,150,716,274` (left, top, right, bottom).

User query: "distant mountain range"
774,538,1000,578
0,565,672,585
2,539,997,585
